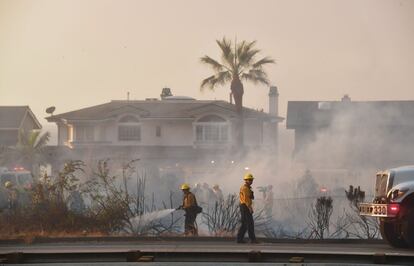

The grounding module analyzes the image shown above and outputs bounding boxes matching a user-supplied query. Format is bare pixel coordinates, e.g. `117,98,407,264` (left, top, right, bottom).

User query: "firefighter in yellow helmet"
4,181,13,189
236,173,257,243
177,183,201,236
4,181,19,210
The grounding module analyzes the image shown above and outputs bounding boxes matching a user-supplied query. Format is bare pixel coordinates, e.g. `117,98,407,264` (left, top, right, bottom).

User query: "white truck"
359,166,414,248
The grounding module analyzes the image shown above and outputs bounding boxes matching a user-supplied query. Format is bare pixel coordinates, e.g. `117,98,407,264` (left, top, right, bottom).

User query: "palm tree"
200,37,274,146
14,129,50,174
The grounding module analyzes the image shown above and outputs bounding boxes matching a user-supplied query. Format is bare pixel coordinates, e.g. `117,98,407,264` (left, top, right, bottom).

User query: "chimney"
160,88,173,100
341,94,351,102
268,86,279,116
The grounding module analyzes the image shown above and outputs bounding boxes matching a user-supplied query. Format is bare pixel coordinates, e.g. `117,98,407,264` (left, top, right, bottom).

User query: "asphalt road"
0,239,412,254
1,239,414,265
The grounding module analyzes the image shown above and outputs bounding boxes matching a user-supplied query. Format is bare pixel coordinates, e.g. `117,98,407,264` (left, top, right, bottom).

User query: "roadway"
1,238,414,265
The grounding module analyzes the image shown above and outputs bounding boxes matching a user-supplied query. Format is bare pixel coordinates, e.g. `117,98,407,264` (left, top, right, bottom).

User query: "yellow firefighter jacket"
182,192,197,209
239,184,254,212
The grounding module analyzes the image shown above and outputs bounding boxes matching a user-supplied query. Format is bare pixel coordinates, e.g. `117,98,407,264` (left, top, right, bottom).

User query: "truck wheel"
380,220,408,248
401,209,414,248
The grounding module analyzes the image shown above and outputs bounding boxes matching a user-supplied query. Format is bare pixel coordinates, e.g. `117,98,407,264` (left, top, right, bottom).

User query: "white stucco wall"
262,121,278,149
69,119,195,146
140,120,193,146
63,117,270,149
244,119,263,147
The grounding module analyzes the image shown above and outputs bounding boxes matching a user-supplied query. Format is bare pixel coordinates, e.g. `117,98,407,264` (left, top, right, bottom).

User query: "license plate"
359,203,388,217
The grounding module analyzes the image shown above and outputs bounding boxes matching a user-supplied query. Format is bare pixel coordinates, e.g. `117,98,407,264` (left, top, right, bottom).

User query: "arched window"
118,115,141,141
194,115,229,143
197,115,226,122
119,115,140,123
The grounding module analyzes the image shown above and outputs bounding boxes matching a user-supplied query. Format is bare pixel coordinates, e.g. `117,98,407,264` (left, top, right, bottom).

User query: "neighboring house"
46,88,283,167
286,95,414,167
0,106,42,147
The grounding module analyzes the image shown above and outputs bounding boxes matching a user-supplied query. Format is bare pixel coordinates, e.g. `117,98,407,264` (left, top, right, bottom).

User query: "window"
220,125,228,141
196,125,203,140
76,126,94,141
119,125,140,140
118,115,141,141
194,115,229,143
119,115,139,123
196,124,229,142
197,115,226,123
156,125,161,137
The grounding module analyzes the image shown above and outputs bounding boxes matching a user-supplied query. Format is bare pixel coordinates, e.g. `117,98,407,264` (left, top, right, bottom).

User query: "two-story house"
46,87,283,175
286,95,414,167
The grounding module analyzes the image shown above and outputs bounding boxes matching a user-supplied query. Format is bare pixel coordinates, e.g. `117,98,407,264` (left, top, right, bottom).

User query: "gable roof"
46,99,283,122
0,106,42,129
287,100,414,129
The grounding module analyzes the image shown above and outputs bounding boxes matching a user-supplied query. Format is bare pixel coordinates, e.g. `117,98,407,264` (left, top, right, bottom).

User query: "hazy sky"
1,0,414,133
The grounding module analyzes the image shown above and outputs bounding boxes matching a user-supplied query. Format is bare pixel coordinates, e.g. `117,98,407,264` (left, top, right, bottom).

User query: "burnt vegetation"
0,159,183,238
0,154,380,240
343,185,379,239
202,194,240,236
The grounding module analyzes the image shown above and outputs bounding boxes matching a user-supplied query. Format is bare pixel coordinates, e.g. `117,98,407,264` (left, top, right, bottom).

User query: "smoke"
16,100,414,237
128,208,176,234
268,101,414,236
294,103,414,170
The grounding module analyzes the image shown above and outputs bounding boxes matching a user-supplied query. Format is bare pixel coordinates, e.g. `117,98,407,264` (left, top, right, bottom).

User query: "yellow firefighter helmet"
4,181,13,188
243,173,254,180
180,183,190,190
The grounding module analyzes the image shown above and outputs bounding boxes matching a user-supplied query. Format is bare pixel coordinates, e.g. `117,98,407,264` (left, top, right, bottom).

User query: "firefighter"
4,181,19,210
236,173,257,243
177,183,199,236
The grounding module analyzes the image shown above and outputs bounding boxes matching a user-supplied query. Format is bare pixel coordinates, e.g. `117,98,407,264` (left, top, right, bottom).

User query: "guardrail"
1,238,413,265
1,249,414,264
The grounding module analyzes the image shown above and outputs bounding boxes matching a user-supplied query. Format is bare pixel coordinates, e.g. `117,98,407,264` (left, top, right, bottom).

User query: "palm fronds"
216,37,235,70
200,37,274,91
252,56,275,68
241,69,270,85
200,56,226,72
200,71,232,91
8,129,52,171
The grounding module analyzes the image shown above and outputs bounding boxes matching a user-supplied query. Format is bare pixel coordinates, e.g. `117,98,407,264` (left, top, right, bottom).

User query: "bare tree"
344,185,379,239
202,194,240,236
83,159,132,233
307,196,333,239
202,194,273,237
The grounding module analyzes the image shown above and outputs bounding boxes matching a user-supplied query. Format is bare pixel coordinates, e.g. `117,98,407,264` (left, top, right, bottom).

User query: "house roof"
287,100,414,129
46,99,284,122
0,106,42,129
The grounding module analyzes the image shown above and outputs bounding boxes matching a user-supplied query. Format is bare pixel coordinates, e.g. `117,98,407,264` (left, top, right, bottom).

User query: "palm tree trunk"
231,77,244,147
